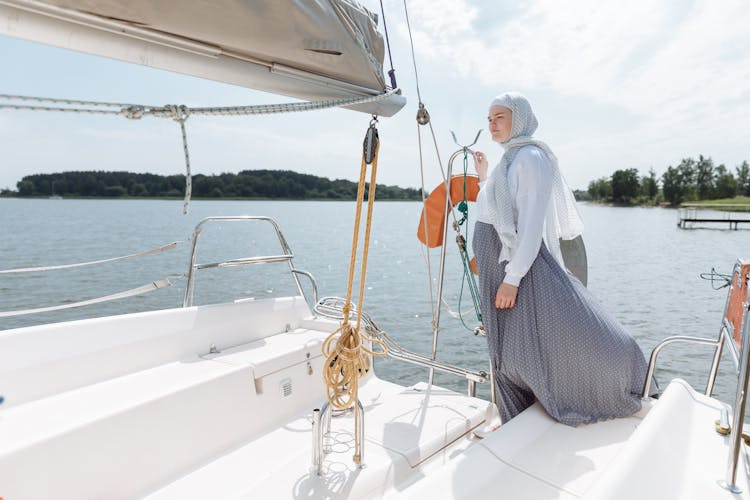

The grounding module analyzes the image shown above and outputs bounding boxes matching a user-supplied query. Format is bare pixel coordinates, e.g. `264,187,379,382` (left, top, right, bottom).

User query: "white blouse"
475,146,553,287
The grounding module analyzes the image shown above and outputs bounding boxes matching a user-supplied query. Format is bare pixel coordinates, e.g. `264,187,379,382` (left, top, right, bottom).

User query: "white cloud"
402,0,750,111
384,0,750,187
3,1,749,192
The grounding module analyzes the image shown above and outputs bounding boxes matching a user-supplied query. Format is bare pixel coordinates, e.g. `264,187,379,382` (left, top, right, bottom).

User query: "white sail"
0,0,405,115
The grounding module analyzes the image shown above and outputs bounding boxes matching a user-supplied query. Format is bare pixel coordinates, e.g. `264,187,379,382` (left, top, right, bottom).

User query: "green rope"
454,147,483,329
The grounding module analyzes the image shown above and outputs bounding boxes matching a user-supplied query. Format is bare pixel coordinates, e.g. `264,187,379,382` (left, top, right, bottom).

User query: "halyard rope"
321,119,388,465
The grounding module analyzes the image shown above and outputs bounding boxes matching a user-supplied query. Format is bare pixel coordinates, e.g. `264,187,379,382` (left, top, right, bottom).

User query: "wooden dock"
678,204,750,230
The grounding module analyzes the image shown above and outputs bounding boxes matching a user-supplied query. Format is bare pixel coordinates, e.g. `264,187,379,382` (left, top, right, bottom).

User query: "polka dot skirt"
473,222,651,426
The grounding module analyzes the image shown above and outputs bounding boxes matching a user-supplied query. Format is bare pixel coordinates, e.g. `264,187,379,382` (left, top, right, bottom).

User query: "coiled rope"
321,118,387,465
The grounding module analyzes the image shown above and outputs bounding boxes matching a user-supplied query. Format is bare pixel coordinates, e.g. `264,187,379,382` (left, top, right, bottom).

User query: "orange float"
417,174,480,274
726,262,750,349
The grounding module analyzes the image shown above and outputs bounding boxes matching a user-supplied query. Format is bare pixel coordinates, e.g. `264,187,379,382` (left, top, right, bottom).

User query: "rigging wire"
402,0,474,337
401,0,422,103
379,0,397,89
403,0,438,328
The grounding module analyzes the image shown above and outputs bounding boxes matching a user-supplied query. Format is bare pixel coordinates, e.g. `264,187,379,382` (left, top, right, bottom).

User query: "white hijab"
485,92,584,269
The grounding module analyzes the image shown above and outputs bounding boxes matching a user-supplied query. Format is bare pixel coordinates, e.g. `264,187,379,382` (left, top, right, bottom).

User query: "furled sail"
0,0,405,115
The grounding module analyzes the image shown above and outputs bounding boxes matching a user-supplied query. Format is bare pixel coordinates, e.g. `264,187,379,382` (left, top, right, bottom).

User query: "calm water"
1,198,749,406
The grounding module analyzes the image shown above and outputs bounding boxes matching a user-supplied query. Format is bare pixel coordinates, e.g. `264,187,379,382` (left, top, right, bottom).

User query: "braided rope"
0,89,401,118
321,121,387,464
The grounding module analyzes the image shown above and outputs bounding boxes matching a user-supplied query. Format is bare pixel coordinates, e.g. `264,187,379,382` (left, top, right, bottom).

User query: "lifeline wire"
0,241,181,274
0,276,183,318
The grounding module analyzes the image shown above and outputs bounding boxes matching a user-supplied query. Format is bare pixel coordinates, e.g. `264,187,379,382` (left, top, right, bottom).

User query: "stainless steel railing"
641,335,721,398
183,216,317,308
314,296,488,396
641,260,750,493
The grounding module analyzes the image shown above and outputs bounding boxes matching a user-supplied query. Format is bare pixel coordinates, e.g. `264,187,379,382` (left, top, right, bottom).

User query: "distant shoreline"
581,197,750,212
0,195,422,202
4,170,424,201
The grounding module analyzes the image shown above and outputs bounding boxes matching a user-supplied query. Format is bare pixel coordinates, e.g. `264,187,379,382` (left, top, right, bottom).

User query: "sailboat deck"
1,300,749,499
395,379,748,500
142,379,488,499
0,300,490,499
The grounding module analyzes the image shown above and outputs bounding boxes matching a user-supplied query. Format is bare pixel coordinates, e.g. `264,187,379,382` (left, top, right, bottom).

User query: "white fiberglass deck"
395,379,749,500
142,379,487,500
1,297,748,499
0,298,489,499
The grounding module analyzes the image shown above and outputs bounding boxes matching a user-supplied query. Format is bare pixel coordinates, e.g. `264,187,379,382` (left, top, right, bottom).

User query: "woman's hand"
495,283,518,309
473,151,489,182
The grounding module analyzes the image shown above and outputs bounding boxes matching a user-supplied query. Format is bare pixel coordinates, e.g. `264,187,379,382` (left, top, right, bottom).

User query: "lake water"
1,198,749,406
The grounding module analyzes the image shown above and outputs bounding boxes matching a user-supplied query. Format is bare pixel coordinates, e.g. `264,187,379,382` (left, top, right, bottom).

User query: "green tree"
736,161,750,196
662,158,695,206
11,170,424,200
17,180,34,196
611,168,640,202
587,177,612,201
640,168,658,199
694,154,714,200
714,164,738,199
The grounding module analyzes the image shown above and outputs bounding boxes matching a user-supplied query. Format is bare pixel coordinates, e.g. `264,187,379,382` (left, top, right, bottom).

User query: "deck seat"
0,296,312,408
0,359,258,500
203,319,334,379
0,322,336,500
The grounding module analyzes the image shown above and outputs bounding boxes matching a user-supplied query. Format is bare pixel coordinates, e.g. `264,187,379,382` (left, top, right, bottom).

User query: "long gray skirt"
472,222,649,426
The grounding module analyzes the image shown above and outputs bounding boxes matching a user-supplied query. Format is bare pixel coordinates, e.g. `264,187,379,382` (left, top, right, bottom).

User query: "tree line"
1,170,423,201
584,155,750,205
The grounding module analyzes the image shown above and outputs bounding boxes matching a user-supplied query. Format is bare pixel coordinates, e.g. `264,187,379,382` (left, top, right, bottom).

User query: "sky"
1,0,749,192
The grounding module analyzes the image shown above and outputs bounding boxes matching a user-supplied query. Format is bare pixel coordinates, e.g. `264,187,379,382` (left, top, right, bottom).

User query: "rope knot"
121,105,145,120
164,104,190,123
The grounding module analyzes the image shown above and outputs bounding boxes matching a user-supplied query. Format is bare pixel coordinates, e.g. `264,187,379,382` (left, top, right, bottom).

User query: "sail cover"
0,0,405,115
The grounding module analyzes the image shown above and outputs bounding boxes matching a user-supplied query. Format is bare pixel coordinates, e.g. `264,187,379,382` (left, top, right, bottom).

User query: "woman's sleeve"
502,149,553,286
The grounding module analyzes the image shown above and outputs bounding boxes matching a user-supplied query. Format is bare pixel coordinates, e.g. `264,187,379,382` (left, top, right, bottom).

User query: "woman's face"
488,105,512,143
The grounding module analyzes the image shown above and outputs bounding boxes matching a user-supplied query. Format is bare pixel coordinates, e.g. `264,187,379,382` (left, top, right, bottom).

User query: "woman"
472,91,649,426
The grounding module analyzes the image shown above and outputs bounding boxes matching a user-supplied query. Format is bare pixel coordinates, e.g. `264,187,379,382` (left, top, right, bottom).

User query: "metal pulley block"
363,118,379,164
